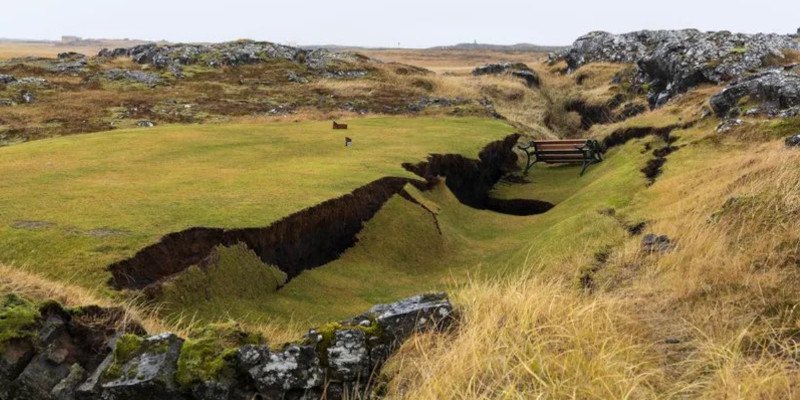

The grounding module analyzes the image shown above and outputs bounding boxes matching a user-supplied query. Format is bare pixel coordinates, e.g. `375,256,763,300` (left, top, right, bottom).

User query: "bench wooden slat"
539,157,587,162
536,146,582,154
536,153,586,158
518,137,604,176
532,139,588,143
535,146,585,150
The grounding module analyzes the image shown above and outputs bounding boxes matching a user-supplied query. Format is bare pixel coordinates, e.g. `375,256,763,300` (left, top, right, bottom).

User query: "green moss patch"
103,333,143,380
0,293,40,347
176,322,264,389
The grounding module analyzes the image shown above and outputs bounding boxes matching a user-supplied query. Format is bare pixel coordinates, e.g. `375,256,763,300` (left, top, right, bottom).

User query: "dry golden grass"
383,277,664,399
0,262,303,344
0,39,156,59
309,66,561,137
379,80,800,398
360,49,546,74
0,263,172,334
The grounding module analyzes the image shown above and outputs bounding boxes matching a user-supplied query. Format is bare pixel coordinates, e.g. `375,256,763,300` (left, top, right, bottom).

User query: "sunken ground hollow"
108,133,554,292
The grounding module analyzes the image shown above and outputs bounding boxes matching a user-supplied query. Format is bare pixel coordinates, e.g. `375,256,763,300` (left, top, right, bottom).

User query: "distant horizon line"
0,36,569,50
2,26,796,50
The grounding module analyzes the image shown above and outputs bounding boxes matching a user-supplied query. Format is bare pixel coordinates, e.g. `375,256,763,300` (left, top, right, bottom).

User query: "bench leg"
580,159,591,176
523,152,536,175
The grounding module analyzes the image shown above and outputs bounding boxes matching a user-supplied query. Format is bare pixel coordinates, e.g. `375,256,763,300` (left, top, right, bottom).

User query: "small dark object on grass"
786,134,800,147
333,121,348,129
642,233,671,253
626,221,647,236
345,137,352,147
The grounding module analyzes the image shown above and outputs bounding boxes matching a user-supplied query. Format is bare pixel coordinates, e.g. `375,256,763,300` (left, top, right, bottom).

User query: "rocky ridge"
98,41,364,73
551,29,800,107
473,62,540,88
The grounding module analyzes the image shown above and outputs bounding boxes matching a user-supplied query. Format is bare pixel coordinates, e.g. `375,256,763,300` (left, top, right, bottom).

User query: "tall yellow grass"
0,264,301,343
383,276,663,399
383,138,800,399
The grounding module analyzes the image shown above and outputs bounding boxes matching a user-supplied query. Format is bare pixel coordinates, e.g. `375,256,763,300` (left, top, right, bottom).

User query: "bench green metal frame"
518,139,603,176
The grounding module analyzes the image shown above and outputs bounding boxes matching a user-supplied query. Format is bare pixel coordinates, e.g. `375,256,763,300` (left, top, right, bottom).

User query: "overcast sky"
1,0,797,47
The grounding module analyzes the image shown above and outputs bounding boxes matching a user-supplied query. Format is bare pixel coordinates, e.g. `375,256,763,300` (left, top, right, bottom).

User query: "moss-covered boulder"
97,332,185,400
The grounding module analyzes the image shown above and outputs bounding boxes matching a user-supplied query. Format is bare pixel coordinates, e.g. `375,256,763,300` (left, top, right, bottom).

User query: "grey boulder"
554,29,800,106
104,69,161,87
710,70,800,116
246,344,323,397
327,330,369,381
97,333,185,400
473,62,540,87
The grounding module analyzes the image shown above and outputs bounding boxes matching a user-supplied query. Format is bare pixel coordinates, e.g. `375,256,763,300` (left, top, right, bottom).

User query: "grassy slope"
0,117,514,292
382,110,800,397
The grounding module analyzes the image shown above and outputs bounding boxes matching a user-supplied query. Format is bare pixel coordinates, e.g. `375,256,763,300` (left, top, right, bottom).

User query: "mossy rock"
176,322,265,390
0,293,40,348
103,334,143,380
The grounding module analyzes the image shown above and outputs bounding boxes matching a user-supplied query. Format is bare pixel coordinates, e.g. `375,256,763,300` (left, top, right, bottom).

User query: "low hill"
0,40,515,145
428,42,565,52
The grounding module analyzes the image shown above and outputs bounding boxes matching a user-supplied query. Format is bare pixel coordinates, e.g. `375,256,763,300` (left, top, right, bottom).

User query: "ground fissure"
108,134,554,293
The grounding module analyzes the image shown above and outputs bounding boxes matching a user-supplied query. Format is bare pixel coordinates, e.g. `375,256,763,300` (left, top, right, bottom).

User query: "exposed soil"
626,221,647,235
602,125,678,149
642,136,680,185
86,228,130,238
599,208,648,236
11,220,56,230
601,122,692,185
579,248,612,292
404,134,520,207
565,99,614,130
108,177,423,290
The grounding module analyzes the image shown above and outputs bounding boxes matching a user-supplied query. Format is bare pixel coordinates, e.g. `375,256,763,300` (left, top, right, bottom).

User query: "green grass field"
0,117,514,293
0,110,655,330
161,129,655,328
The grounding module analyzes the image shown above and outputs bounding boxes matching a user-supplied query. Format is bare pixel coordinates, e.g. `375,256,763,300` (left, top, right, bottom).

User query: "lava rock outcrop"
552,29,800,106
710,70,800,117
473,62,540,88
0,293,454,400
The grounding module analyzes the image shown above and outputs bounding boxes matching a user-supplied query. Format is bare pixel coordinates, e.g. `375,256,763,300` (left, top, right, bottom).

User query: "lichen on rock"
552,29,800,106
1,292,454,400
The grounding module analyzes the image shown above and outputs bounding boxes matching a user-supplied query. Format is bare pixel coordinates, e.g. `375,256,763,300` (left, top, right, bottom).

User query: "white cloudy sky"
1,0,797,47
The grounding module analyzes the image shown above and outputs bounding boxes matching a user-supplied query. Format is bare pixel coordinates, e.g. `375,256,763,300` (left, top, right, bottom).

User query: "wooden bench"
518,139,603,176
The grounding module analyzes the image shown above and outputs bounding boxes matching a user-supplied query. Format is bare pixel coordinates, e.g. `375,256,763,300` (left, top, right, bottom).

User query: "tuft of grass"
0,293,39,347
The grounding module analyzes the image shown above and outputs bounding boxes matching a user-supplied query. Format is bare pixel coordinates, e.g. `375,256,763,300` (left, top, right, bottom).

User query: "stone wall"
0,293,453,400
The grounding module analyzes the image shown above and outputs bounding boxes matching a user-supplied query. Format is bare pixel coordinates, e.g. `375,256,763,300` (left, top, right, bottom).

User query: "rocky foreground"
0,293,453,400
